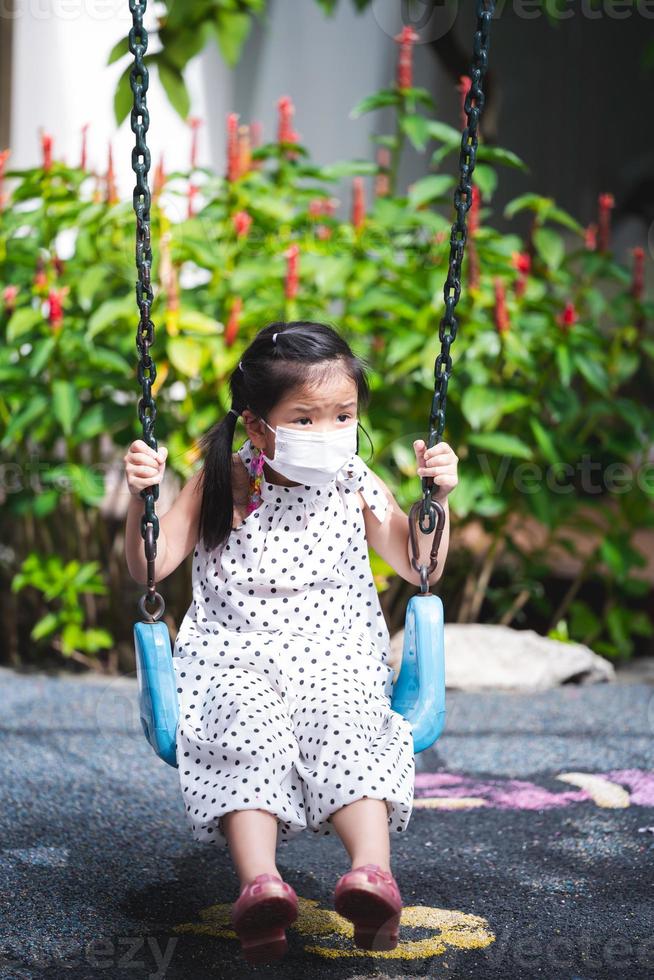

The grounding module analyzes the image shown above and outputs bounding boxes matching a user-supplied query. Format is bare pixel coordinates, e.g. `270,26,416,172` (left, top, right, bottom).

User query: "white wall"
8,0,436,212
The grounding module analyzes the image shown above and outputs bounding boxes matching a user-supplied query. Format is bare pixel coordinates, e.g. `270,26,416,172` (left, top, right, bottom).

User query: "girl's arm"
361,440,458,588
125,468,204,585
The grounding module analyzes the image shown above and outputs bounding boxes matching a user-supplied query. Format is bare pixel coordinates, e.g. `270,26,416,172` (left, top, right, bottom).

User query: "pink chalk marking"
605,770,654,807
414,770,654,811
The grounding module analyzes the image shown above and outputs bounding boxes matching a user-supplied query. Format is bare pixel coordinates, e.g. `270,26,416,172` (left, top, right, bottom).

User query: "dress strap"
339,454,389,523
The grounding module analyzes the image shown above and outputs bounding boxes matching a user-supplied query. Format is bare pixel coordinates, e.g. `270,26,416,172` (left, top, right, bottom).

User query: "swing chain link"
410,0,495,594
128,0,165,622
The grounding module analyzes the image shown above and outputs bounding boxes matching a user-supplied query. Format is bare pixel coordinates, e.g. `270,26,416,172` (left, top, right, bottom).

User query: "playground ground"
0,663,652,980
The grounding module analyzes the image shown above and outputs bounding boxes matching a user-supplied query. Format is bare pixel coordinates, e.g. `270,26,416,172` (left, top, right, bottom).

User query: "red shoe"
334,863,403,951
230,873,298,964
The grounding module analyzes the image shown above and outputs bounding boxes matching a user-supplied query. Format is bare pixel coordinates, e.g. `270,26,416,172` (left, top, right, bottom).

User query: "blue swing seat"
134,592,445,768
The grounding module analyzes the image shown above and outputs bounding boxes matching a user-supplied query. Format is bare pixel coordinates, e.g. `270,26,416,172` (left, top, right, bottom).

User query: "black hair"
196,320,373,553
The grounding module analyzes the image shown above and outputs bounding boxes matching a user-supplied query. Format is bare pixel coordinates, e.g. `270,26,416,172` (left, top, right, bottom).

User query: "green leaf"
461,387,530,430
425,120,461,145
606,606,633,656
472,164,498,201
31,612,60,642
106,35,129,66
167,336,205,376
80,628,113,654
408,174,456,209
178,310,224,335
212,12,252,67
475,145,528,171
350,89,401,118
628,612,654,637
574,352,608,394
401,115,430,152
28,337,57,377
467,432,534,460
529,417,559,465
52,381,81,436
0,394,49,448
88,347,132,375
318,160,379,181
157,60,191,120
76,266,108,312
113,63,133,127
555,343,572,386
533,227,565,270
86,296,134,340
7,306,43,342
75,402,126,441
504,193,554,221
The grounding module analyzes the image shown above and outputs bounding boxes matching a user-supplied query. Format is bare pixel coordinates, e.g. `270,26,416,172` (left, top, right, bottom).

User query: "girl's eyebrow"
292,401,356,411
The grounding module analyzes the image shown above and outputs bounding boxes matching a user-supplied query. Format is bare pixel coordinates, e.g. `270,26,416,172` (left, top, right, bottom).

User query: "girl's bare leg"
221,809,281,892
329,798,391,872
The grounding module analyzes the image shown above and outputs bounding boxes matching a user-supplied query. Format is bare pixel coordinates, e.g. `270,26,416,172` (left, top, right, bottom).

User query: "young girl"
124,320,458,963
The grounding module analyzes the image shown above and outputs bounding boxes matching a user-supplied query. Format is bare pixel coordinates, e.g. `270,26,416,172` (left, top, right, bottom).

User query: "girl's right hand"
124,440,169,497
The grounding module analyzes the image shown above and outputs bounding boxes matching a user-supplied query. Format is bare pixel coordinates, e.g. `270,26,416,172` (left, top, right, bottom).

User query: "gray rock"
389,623,616,690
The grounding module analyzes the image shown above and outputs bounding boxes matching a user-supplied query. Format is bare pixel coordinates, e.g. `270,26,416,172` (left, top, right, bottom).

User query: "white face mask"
261,418,358,486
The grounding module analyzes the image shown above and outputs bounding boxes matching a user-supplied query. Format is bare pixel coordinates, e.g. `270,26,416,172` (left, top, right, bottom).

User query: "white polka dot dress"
172,437,415,848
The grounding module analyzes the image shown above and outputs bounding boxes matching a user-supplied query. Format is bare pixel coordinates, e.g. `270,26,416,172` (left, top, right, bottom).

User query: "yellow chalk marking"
174,895,495,960
413,796,487,810
556,772,630,808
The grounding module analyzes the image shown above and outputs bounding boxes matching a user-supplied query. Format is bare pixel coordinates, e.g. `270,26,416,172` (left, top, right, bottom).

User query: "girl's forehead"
283,375,357,407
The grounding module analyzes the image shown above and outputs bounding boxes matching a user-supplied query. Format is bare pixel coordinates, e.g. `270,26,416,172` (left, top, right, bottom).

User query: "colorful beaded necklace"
246,443,266,514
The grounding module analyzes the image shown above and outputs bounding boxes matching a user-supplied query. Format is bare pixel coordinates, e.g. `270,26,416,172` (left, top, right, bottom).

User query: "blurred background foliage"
1,20,653,674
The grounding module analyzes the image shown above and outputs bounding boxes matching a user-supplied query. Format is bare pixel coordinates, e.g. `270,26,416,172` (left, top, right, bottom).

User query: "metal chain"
409,0,495,588
128,0,164,622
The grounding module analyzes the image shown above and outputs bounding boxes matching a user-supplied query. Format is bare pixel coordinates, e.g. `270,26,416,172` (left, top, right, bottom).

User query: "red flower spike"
250,120,262,149
375,147,391,198
226,112,240,182
187,182,199,219
238,125,252,178
225,296,242,347
494,278,510,335
277,96,299,145
584,222,597,251
80,123,90,171
597,192,615,252
250,121,263,171
153,152,166,200
105,142,118,205
511,250,531,297
232,210,252,238
40,131,53,172
0,148,10,211
352,177,366,230
284,244,300,300
630,246,645,301
394,25,419,90
53,252,65,278
187,115,203,170
47,286,69,332
469,184,481,236
557,300,578,332
33,256,48,294
457,76,472,132
3,284,19,313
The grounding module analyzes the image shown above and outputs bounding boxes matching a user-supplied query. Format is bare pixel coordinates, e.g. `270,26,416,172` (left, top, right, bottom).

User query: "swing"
129,1,495,767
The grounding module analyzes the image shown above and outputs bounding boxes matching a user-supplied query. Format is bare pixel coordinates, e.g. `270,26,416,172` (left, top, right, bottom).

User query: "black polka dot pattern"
172,437,415,848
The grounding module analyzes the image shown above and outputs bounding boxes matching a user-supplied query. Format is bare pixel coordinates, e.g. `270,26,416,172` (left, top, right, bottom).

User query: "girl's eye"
294,415,352,425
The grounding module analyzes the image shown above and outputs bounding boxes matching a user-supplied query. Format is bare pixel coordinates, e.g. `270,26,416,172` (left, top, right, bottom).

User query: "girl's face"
242,372,359,485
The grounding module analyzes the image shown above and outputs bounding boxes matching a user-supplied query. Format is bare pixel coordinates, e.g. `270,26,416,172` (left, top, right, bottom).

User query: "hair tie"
228,408,239,418
272,332,278,345
238,360,244,371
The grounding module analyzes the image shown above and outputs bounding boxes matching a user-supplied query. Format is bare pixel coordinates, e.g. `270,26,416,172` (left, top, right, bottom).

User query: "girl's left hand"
413,439,459,502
